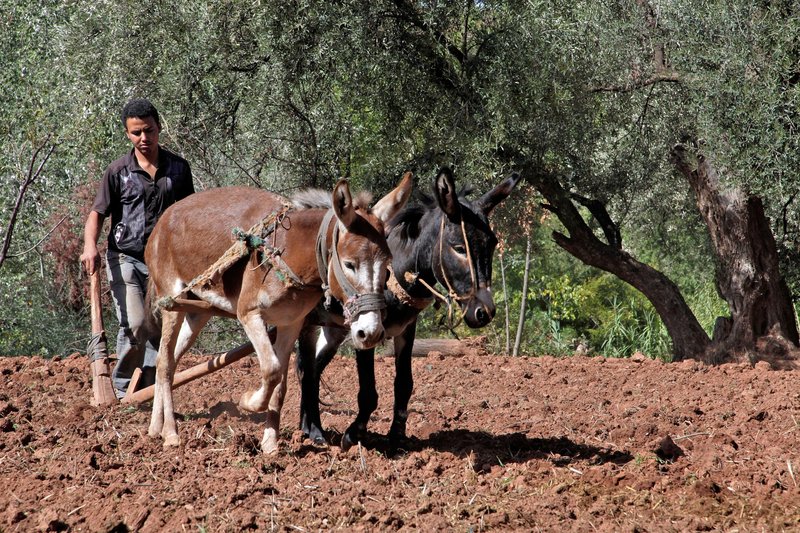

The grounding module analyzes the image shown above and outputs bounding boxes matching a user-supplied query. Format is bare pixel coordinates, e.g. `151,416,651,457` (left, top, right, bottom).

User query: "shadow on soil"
195,402,633,470
420,429,634,470
303,428,633,469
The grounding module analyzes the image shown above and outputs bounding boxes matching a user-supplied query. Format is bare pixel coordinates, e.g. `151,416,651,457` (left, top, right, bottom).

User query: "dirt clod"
651,435,684,461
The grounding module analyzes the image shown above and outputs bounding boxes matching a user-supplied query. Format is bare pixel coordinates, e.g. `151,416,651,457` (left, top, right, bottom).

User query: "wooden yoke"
88,270,118,407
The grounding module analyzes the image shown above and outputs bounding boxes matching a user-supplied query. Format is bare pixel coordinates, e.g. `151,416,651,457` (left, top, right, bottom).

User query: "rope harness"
156,204,302,311
315,210,387,325
155,204,386,327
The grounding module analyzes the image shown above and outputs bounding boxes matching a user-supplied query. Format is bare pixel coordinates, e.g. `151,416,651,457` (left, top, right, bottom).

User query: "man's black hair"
121,98,161,129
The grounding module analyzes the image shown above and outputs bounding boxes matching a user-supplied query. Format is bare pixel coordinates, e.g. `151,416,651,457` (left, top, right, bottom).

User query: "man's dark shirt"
92,147,194,262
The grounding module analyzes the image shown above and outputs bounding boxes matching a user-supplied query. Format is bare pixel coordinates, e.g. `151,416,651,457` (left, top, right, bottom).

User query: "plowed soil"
1,348,799,532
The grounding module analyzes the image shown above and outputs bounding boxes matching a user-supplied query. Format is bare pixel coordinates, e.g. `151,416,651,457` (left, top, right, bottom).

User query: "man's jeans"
106,251,159,397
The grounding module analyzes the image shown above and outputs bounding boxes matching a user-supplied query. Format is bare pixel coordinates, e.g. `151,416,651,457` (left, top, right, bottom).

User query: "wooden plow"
121,341,256,404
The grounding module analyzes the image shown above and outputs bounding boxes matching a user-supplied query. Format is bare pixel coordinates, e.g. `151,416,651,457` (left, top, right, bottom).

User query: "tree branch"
589,0,682,93
5,215,67,259
0,138,58,269
570,192,622,249
391,0,466,66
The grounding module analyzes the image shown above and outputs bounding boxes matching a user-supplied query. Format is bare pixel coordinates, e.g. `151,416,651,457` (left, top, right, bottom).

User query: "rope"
432,215,480,329
403,270,466,330
156,204,301,311
386,266,434,310
87,331,108,362
342,293,387,324
315,210,337,309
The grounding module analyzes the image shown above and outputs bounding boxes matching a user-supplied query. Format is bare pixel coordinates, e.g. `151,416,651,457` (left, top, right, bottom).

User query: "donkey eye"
453,245,467,255
343,260,356,271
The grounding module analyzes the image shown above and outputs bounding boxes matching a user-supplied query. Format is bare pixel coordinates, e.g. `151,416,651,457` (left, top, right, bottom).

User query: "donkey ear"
332,179,357,229
434,167,461,221
475,172,522,216
373,171,413,226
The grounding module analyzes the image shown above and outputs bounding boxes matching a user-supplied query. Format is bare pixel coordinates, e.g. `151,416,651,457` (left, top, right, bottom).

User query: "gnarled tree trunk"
670,143,798,363
525,166,711,361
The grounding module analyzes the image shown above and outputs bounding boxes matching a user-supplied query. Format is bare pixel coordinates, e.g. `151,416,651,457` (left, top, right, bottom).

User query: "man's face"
125,116,160,158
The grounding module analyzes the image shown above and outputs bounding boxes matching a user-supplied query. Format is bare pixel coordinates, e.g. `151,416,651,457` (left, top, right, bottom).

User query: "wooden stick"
123,368,143,402
121,342,255,404
159,297,236,317
88,270,118,407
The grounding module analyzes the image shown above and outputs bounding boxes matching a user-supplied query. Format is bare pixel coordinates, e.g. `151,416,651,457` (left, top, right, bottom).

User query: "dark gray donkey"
297,167,522,451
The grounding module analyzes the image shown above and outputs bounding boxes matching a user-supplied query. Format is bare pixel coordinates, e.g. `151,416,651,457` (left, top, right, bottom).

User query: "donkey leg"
388,320,417,449
240,318,303,454
259,325,303,454
149,310,182,443
238,314,282,413
150,312,209,447
238,314,303,453
297,323,323,443
341,347,378,451
298,325,347,445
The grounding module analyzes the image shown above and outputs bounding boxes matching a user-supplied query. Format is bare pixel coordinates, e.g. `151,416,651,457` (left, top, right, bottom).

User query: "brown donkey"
144,176,412,453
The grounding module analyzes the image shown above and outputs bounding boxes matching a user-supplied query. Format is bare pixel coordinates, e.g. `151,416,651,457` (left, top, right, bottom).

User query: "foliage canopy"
1,0,797,358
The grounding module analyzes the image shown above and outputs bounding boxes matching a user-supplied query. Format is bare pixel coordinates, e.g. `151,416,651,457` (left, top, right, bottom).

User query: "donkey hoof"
163,434,181,448
261,439,279,455
301,417,328,446
340,432,357,452
387,429,409,454
341,423,364,451
305,426,328,446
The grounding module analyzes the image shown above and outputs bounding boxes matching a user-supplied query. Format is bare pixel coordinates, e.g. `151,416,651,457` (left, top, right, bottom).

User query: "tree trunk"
670,143,799,363
380,336,487,358
500,251,511,354
513,236,532,357
525,166,711,361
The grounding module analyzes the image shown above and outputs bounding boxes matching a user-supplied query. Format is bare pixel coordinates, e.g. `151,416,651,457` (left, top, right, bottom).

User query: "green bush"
0,266,85,357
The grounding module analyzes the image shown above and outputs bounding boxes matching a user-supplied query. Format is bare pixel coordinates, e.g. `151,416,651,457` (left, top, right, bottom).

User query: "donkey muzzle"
345,292,387,349
462,288,496,328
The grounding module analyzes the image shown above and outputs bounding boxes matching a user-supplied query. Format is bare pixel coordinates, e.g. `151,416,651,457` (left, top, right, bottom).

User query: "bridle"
405,214,480,329
315,210,387,325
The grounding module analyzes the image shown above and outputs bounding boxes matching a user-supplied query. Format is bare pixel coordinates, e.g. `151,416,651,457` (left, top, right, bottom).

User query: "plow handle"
88,269,118,407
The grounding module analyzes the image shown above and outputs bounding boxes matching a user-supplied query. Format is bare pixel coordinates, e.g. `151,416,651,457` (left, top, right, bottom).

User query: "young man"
80,98,195,398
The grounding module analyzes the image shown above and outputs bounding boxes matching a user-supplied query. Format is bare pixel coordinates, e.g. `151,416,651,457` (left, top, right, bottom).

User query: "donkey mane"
292,189,373,210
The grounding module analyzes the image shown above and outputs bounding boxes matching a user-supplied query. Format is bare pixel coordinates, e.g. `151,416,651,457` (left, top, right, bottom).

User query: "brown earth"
1,347,799,532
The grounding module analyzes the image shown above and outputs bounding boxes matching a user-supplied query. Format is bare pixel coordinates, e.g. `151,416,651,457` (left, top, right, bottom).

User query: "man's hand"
81,244,100,275
82,210,104,275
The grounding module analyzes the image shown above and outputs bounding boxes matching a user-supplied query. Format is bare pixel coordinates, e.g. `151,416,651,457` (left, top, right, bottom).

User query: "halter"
315,210,387,325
